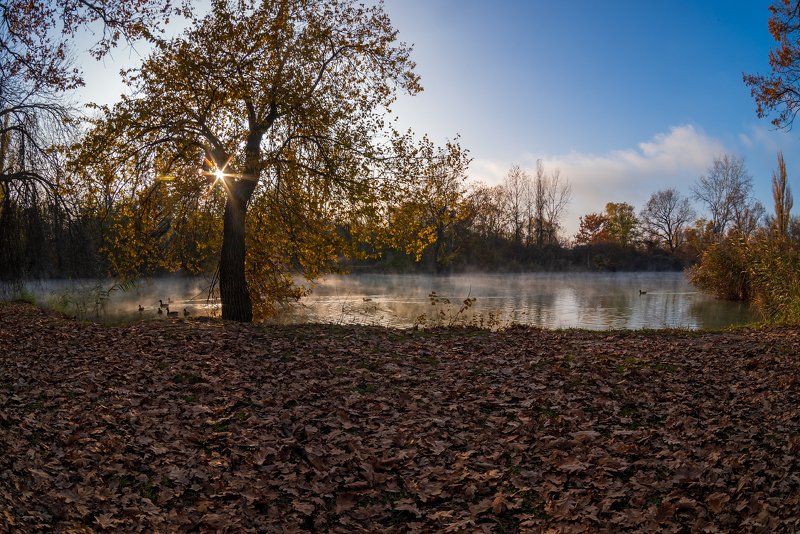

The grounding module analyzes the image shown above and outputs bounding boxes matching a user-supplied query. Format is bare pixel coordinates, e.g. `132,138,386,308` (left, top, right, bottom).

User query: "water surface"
3,272,756,330
282,272,756,330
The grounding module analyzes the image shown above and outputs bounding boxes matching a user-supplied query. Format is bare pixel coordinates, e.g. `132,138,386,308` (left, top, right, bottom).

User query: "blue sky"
80,0,792,236
380,0,792,234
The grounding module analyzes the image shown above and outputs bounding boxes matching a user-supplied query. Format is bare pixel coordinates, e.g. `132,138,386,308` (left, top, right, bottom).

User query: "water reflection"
277,272,756,330
0,277,220,322
2,272,756,330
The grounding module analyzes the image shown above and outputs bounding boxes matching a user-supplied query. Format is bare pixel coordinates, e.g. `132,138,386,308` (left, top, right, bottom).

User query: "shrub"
747,237,800,322
687,235,750,301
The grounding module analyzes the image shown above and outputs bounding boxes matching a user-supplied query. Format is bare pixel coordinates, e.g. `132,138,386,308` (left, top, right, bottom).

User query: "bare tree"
531,160,546,247
639,188,695,252
542,167,572,245
503,165,530,245
503,160,572,248
692,154,752,237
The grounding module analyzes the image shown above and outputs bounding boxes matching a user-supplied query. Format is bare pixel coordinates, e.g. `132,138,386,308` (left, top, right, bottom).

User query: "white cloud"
739,132,753,149
738,123,795,156
467,125,725,238
469,158,509,186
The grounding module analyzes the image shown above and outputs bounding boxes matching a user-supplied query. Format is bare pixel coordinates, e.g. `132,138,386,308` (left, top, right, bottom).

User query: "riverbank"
1,302,798,531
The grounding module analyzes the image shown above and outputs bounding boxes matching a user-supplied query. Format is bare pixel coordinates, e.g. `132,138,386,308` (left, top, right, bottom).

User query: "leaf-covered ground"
1,302,800,532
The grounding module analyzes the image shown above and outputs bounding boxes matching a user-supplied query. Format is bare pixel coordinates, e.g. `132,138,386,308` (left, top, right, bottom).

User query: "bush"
689,231,800,322
687,235,750,301
747,237,800,322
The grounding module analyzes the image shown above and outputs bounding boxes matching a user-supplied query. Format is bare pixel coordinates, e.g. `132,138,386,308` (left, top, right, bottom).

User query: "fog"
1,277,220,322
3,272,753,330
279,272,755,330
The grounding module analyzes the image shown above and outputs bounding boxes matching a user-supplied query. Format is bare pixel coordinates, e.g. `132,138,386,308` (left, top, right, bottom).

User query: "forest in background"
2,0,800,322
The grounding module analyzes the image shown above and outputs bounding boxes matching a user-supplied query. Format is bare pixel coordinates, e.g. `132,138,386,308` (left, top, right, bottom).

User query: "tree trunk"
217,131,262,322
220,184,253,322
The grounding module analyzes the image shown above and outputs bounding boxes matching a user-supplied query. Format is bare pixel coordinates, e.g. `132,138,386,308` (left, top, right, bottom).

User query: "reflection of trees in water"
22,272,756,329
688,298,756,330
295,272,756,329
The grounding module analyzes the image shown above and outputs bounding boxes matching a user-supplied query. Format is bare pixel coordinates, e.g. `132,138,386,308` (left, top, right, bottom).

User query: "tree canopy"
744,0,800,129
78,0,460,321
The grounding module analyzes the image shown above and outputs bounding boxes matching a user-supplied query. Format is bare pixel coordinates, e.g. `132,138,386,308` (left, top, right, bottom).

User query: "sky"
379,0,793,235
79,0,793,237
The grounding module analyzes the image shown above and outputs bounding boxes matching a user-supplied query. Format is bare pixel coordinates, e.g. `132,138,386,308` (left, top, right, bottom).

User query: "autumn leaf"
94,513,122,529
706,492,730,514
491,492,509,514
3,303,800,531
293,500,315,516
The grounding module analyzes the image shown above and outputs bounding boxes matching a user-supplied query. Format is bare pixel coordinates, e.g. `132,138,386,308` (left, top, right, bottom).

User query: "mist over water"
1,277,220,322
2,272,756,329
281,272,756,330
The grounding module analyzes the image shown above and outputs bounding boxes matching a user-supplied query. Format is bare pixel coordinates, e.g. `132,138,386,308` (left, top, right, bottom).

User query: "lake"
3,272,757,330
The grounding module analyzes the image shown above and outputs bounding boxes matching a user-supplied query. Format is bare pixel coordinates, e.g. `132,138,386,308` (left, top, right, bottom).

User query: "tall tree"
386,140,471,272
541,167,572,246
639,188,695,252
772,151,793,239
605,202,639,246
1,0,189,278
79,0,426,322
503,165,530,245
574,212,609,245
468,182,509,241
692,154,752,237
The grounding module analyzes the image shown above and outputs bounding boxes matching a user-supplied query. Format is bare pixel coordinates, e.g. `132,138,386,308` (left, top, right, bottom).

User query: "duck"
639,290,647,295
157,307,163,315
138,304,144,312
166,306,178,318
159,299,169,309
183,308,190,317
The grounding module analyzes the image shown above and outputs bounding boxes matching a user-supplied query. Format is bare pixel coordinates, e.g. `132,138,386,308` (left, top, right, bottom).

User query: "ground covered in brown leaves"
1,302,800,532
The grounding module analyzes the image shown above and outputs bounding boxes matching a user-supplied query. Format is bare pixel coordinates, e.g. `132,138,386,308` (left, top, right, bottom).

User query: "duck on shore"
138,304,144,312
166,306,178,318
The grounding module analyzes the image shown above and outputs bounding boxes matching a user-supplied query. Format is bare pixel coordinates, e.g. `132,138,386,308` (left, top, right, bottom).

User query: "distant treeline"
0,197,105,280
0,201,687,281
346,239,686,274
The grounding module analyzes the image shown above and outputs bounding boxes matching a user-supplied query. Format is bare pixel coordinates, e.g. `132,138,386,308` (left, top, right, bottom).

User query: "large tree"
772,151,793,239
79,0,428,322
1,0,188,278
1,0,189,91
691,154,753,237
639,188,695,252
604,202,639,247
503,165,530,245
386,139,471,272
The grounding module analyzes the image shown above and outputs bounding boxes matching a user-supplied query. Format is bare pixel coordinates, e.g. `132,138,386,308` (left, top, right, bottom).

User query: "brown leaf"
491,492,509,514
469,497,493,516
558,459,587,473
94,513,122,529
394,499,421,517
293,500,316,516
335,492,359,514
706,492,730,514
